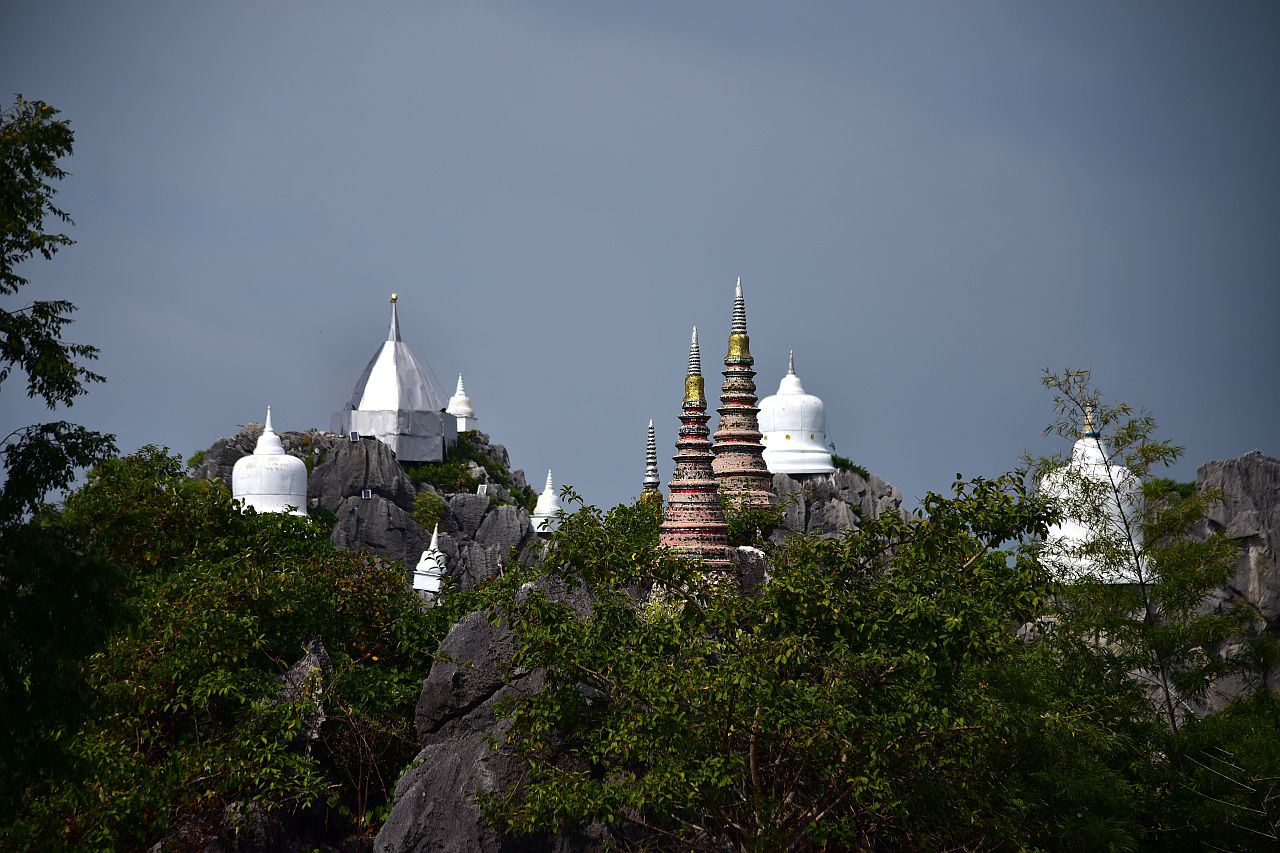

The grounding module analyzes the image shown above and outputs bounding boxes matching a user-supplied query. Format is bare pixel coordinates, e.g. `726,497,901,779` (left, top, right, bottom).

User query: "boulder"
475,505,532,555
309,436,416,514
330,495,430,573
449,494,491,539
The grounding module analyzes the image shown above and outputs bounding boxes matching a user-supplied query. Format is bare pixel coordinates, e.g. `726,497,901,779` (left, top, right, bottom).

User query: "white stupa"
758,352,836,475
331,294,457,462
446,374,476,432
530,469,562,534
231,406,308,516
413,524,447,595
1039,407,1144,584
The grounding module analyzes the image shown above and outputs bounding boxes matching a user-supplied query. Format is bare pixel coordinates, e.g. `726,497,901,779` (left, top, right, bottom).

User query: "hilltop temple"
332,294,456,463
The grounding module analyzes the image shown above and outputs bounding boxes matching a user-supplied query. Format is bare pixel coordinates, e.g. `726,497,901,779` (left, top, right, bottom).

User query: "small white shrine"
231,406,308,515
413,524,447,595
530,469,562,534
446,374,477,432
758,352,836,475
1039,408,1145,584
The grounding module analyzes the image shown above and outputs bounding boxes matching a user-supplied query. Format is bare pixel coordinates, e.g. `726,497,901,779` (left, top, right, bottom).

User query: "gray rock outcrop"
770,468,905,543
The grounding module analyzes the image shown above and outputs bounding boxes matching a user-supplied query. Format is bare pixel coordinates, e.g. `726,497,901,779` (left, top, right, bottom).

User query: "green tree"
1,448,461,849
1,96,115,525
485,477,1153,850
0,96,120,822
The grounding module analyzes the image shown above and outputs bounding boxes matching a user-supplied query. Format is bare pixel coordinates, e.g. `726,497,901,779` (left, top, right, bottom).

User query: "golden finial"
390,292,398,303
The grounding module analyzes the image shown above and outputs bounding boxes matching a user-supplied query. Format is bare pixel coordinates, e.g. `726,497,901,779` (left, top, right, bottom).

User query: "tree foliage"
483,476,1168,850
0,96,116,527
0,448,477,849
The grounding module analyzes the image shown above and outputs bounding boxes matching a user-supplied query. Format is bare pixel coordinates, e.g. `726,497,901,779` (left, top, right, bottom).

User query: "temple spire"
264,404,274,434
788,350,795,374
712,276,773,508
531,469,562,534
660,324,730,569
642,418,661,503
388,292,401,342
1083,405,1098,438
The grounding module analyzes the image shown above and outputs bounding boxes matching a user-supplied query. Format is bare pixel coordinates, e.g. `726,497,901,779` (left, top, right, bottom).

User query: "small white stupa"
413,524,447,595
1039,407,1144,584
758,352,836,475
530,469,562,534
446,374,476,432
331,294,456,462
231,406,308,515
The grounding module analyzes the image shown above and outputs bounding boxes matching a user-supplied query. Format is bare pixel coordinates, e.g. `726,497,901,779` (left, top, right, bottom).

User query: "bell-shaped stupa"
1039,407,1145,583
711,277,773,508
758,352,836,475
530,469,562,534
232,406,308,515
446,373,476,432
658,327,729,569
331,294,456,462
413,524,447,595
641,419,662,506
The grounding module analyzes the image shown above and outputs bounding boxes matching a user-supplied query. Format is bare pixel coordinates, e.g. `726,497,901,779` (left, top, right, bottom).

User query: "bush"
413,491,446,530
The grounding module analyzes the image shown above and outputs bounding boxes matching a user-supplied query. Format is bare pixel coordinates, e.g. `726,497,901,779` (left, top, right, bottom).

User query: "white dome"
232,407,308,516
758,352,835,475
530,469,562,534
1039,424,1144,584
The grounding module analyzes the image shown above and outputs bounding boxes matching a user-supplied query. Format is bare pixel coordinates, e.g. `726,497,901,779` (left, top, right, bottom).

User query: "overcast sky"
3,1,1277,512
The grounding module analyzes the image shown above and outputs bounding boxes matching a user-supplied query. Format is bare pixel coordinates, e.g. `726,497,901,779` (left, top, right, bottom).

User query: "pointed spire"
543,469,555,493
688,326,701,376
1083,405,1098,437
731,276,747,335
531,469,562,534
643,419,660,489
264,404,274,434
429,522,440,551
254,404,286,455
684,326,705,406
455,373,466,396
787,350,795,375
388,292,401,342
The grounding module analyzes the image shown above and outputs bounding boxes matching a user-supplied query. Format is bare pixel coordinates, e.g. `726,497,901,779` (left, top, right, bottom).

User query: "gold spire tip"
390,292,398,303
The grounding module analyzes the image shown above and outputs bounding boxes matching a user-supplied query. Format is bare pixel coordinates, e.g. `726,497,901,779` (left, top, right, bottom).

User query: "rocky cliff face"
194,427,540,588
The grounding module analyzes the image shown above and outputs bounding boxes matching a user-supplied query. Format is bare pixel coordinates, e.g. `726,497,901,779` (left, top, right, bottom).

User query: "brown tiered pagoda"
658,327,730,569
711,278,773,509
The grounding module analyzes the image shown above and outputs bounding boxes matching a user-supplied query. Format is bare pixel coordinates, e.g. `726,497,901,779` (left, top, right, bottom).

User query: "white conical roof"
413,524,447,593
758,352,835,475
232,406,309,515
530,469,562,534
346,296,446,413
446,373,475,419
1039,408,1144,584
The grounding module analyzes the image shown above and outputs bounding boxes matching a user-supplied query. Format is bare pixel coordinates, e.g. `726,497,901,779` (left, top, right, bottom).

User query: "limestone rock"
309,436,416,514
330,495,430,574
475,505,532,555
769,469,904,543
449,493,491,539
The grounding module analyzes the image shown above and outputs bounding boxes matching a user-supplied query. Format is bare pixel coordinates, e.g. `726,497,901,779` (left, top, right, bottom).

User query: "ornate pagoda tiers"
759,351,836,475
530,469,563,534
711,277,773,508
331,294,456,463
232,406,308,516
446,373,476,432
641,418,662,506
658,327,729,569
1039,407,1145,584
412,524,446,595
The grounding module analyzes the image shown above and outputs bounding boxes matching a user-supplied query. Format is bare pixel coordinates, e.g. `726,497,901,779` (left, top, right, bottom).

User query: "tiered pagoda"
658,328,730,569
641,419,662,506
711,278,773,508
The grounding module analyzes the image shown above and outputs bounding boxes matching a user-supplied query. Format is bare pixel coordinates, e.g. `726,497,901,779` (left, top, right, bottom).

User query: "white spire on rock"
447,373,476,431
413,523,447,596
530,469,562,534
232,406,309,515
758,352,836,475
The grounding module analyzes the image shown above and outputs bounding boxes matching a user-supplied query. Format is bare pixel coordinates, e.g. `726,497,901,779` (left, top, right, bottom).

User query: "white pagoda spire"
530,469,562,534
758,351,836,475
447,373,476,432
413,523,446,597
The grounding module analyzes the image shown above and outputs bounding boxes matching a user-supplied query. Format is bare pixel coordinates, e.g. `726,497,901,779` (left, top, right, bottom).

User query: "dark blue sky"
3,1,1277,510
